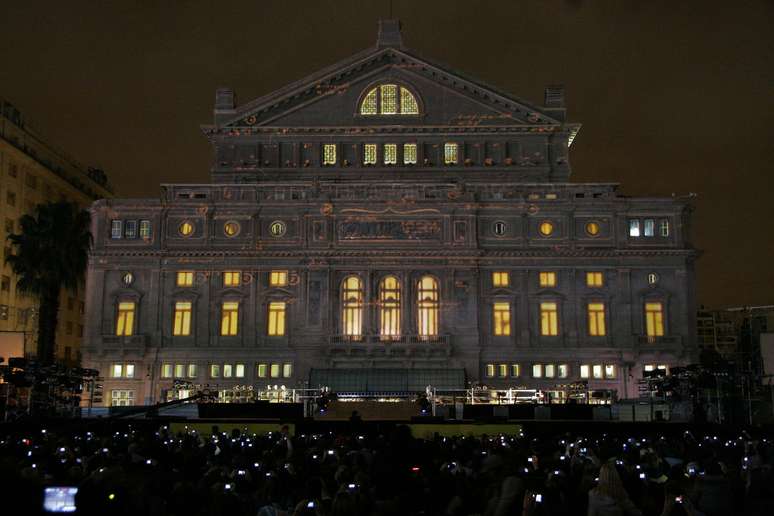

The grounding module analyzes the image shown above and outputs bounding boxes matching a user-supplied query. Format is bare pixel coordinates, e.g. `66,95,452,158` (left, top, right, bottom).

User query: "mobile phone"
639,473,646,479
43,487,78,513
675,496,683,504
224,483,232,491
347,483,357,490
535,494,543,503
307,501,315,508
237,470,246,476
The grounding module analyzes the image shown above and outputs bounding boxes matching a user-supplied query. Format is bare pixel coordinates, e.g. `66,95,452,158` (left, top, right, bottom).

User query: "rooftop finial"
377,19,403,48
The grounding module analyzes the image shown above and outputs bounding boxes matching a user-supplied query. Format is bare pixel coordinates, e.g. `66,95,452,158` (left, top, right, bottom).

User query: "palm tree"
5,201,92,365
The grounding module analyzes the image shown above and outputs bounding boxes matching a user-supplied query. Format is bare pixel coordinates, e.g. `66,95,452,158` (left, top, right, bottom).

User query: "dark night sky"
1,1,772,309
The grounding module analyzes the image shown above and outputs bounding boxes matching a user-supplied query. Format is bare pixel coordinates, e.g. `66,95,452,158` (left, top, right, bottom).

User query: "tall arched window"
359,84,419,115
379,276,401,340
341,276,363,340
417,276,439,339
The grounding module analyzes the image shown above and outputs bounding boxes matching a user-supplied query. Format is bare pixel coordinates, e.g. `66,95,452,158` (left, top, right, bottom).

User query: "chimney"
543,85,566,122
377,19,403,49
214,88,236,125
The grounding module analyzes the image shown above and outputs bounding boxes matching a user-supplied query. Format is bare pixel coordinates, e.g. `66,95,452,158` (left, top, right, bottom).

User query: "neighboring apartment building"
0,98,113,364
82,21,699,407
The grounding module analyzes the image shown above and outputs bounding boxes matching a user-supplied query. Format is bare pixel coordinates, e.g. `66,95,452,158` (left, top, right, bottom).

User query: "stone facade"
82,21,698,406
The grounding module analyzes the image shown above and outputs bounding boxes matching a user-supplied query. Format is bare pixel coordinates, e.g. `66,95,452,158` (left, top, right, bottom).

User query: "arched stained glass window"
379,276,401,340
341,276,363,340
417,276,439,339
359,84,420,115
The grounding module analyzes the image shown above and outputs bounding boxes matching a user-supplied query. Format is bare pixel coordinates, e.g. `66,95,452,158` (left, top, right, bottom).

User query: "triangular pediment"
218,47,564,129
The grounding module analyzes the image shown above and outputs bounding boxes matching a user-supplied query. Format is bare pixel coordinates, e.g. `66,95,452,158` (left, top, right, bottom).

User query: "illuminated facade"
82,21,698,405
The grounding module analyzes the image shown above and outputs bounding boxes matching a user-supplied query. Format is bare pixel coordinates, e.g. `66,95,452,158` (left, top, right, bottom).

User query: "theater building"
82,21,698,406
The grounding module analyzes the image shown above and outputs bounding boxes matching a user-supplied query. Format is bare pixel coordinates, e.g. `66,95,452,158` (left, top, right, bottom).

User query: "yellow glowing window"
235,364,245,378
588,302,606,336
223,271,241,287
605,364,616,378
179,221,194,236
210,364,220,378
645,302,664,337
545,364,556,378
223,364,232,378
188,364,197,378
586,221,600,236
220,301,239,336
173,301,192,336
539,221,554,236
444,143,458,165
493,302,511,336
283,363,293,377
417,276,439,338
403,143,417,165
323,144,336,165
381,84,398,114
112,364,123,378
342,276,363,339
540,302,558,336
492,271,510,287
360,88,378,115
364,144,377,165
270,363,280,378
115,301,135,336
586,272,604,287
498,364,508,377
257,363,267,378
268,301,286,336
486,364,495,377
379,276,401,340
270,270,288,287
580,365,590,378
539,272,556,288
511,364,521,377
176,271,194,287
384,144,397,165
224,221,240,237
400,87,419,114
161,364,173,378
532,364,543,378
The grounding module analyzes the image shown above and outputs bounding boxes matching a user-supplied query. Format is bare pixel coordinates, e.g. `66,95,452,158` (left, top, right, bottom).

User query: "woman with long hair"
587,462,642,516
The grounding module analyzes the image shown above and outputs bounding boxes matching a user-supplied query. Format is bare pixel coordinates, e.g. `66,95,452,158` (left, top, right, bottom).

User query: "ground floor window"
111,389,135,406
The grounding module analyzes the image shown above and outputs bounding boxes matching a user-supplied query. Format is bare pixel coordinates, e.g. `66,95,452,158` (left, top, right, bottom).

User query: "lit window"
175,364,185,378
605,364,616,378
124,220,137,239
223,271,241,287
644,219,655,237
342,276,363,339
647,273,659,285
269,220,286,237
493,221,507,236
580,365,590,379
323,144,337,165
111,390,135,407
492,271,509,287
115,301,135,336
586,272,603,287
400,87,419,114
125,364,135,378
444,143,458,165
270,270,288,287
384,143,397,165
557,364,568,378
364,144,377,165
187,364,197,378
486,364,495,377
645,302,664,337
220,301,239,336
545,364,556,378
210,364,220,378
403,143,417,165
223,364,233,378
176,271,194,287
270,363,280,378
283,363,293,378
585,221,600,236
539,272,556,288
660,219,670,237
111,220,122,239
493,302,511,336
498,364,508,377
235,364,245,378
224,221,240,237
162,364,172,378
417,276,439,338
268,301,286,336
360,88,378,115
173,301,192,336
257,364,267,378
587,302,606,337
539,221,554,236
540,302,558,336
592,364,603,379
112,364,123,378
379,276,401,340
629,220,640,237
139,220,152,239
179,221,194,236
381,84,398,114
644,364,654,372
532,364,543,378
359,84,419,115
511,364,521,377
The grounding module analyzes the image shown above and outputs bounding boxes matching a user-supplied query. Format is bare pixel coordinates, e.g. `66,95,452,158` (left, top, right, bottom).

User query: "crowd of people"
0,420,772,516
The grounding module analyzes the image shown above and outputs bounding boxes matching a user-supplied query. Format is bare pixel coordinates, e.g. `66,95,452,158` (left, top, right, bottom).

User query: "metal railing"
329,334,450,346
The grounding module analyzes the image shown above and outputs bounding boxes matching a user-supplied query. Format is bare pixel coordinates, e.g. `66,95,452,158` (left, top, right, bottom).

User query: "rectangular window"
629,219,640,237
403,143,417,165
383,143,397,165
492,271,509,287
539,271,556,287
283,363,293,378
210,364,220,378
323,144,337,165
270,363,280,378
444,143,458,165
111,220,122,239
586,272,603,287
588,302,606,337
162,364,173,378
25,173,37,189
605,364,616,379
486,364,495,377
545,364,556,378
235,363,245,378
7,191,15,206
112,364,123,378
223,364,233,378
220,301,239,336
125,364,135,378
111,390,135,407
176,271,194,287
493,302,511,336
124,220,137,239
223,271,241,287
492,364,503,377
557,364,568,378
511,364,520,377
540,302,559,336
173,301,192,336
381,84,397,114
592,364,603,379
580,365,590,379
174,364,185,378
257,363,268,378
139,220,151,239
659,219,670,237
364,144,377,165
645,302,665,337
268,301,286,336
270,270,288,287
115,301,135,336
644,219,655,237
532,364,543,378
187,364,197,378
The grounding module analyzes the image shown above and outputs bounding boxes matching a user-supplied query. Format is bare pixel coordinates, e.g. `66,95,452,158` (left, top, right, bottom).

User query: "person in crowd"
587,462,642,516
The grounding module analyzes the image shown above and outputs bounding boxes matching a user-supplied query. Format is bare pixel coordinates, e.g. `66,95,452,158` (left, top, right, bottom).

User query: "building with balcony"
82,21,698,406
